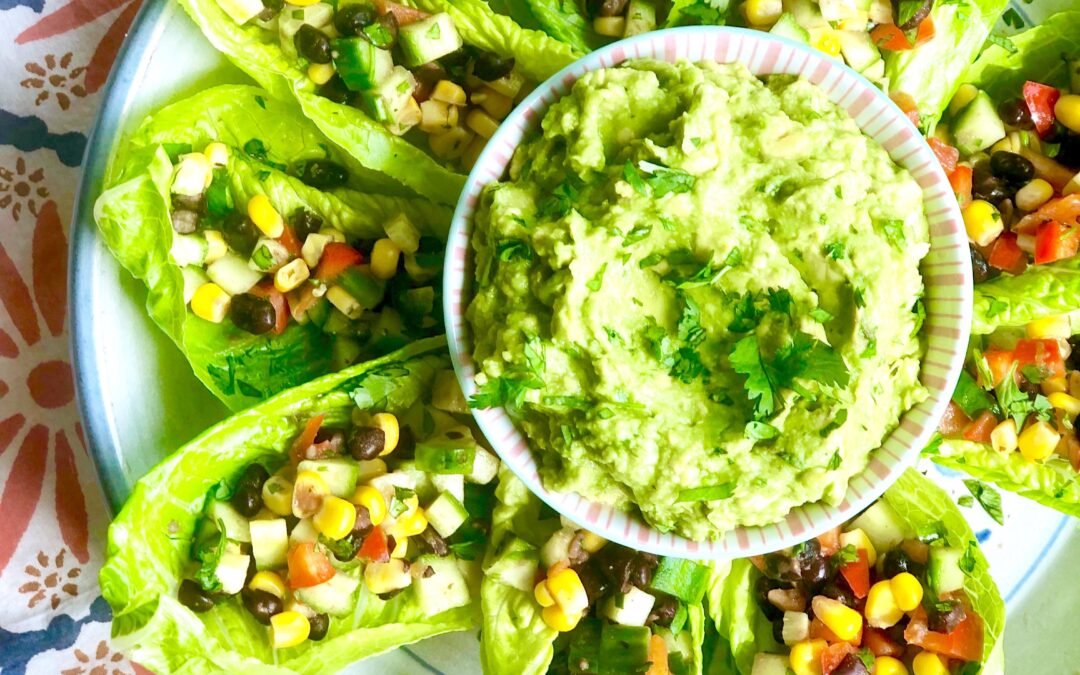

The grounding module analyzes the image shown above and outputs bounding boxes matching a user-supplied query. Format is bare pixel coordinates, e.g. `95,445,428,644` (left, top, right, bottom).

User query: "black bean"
972,161,1013,205
1068,336,1080,370
172,192,206,213
1057,134,1080,168
969,245,998,284
298,160,349,190
762,552,800,584
754,575,784,620
895,0,932,30
242,588,284,625
334,2,377,35
171,209,199,234
926,599,967,633
348,426,385,460
600,0,628,16
378,587,406,601
880,549,925,580
258,0,283,20
352,505,373,539
771,616,786,645
317,74,354,105
294,25,332,64
629,551,659,589
221,211,260,257
418,526,450,557
230,482,262,518
647,594,678,627
990,151,1036,184
832,653,870,675
472,52,515,82
439,49,471,83
567,532,590,567
308,612,330,641
998,98,1033,130
794,540,826,589
230,293,277,336
574,560,610,606
178,579,216,613
820,581,857,609
593,544,638,594
289,209,323,240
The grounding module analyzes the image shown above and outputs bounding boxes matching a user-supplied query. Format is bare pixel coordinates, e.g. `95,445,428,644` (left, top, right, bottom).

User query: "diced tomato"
276,225,302,257
821,642,857,675
905,606,984,663
1034,220,1080,265
987,231,1026,273
949,165,973,208
248,282,289,335
1023,81,1062,138
290,414,324,465
816,526,841,557
980,349,1016,388
1016,194,1080,234
872,17,936,51
373,0,430,24
1013,338,1066,380
645,634,670,675
864,627,904,658
287,542,335,588
839,549,871,599
929,138,959,175
315,242,364,281
939,400,973,437
962,410,998,444
358,526,390,563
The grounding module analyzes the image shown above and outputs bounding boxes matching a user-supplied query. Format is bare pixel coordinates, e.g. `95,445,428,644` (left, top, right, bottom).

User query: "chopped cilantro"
986,297,1007,317
882,219,906,248
963,479,1004,525
996,364,1053,427
767,288,793,315
623,160,649,195
820,410,848,437
638,160,696,196
623,224,652,246
728,292,765,333
745,421,779,441
639,252,664,268
730,333,850,420
677,483,734,502
810,307,834,323
537,178,581,219
496,239,533,262
959,541,978,575
831,544,859,566
586,263,607,292
468,373,542,413
254,95,266,109
823,241,846,260
958,495,974,508
912,299,926,337
827,451,842,470
389,486,416,517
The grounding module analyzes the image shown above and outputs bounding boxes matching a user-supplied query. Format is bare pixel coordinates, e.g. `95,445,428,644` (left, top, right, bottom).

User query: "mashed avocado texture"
466,59,930,540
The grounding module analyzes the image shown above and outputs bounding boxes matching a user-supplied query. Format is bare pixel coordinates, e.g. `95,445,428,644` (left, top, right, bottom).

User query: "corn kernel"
593,16,626,37
365,558,411,593
1049,392,1080,417
370,238,401,281
292,470,330,519
390,535,410,559
275,258,310,293
248,194,284,238
838,527,877,566
581,531,607,553
1027,315,1071,339
810,595,862,642
462,135,486,171
313,495,357,540
1064,172,1080,196
546,568,589,615
541,604,582,632
889,572,924,612
326,285,363,320
204,230,228,263
486,70,525,99
788,640,826,675
203,142,229,167
350,485,387,526
372,413,399,456
1018,420,1061,461
741,0,782,27
466,108,499,139
865,580,904,628
990,419,1018,453
1055,95,1080,134
190,282,231,323
478,88,513,120
874,656,909,675
263,475,294,516
1015,178,1054,211
949,84,979,117
392,507,428,538
249,571,287,598
308,62,335,85
1042,375,1068,396
812,29,843,58
431,80,467,107
270,611,311,648
962,199,1004,247
534,580,555,607
429,126,473,160
912,651,949,675
419,99,453,134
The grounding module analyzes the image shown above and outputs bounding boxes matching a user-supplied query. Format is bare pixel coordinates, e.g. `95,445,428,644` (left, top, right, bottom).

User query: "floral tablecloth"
0,0,148,671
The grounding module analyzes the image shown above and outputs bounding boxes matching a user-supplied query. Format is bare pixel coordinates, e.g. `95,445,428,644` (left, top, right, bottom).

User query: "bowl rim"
444,25,973,559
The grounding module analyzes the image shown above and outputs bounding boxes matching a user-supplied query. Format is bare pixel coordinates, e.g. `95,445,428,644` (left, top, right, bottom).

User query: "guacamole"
466,59,930,540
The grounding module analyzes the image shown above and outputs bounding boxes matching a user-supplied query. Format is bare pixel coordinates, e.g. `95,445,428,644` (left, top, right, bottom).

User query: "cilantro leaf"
468,373,542,413
963,479,1005,525
745,420,779,441
623,161,648,196
496,239,533,262
538,178,581,219
586,263,607,292
882,219,906,248
730,336,777,419
638,161,696,196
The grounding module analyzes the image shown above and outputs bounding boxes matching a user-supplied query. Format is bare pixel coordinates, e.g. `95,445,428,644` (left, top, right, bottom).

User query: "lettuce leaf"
971,256,1080,334
963,12,1080,100
99,337,476,675
94,86,452,410
707,469,1005,673
519,0,605,54
884,0,1009,129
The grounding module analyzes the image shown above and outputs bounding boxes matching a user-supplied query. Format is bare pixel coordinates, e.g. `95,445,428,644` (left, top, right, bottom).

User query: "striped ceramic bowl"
443,27,971,559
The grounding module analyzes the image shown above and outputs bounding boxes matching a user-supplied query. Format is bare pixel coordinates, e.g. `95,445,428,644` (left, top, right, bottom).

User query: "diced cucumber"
414,554,472,616
769,13,809,43
848,500,910,555
540,527,575,569
392,460,437,503
278,3,335,60
172,154,210,197
602,586,656,626
466,446,499,485
837,30,882,75
214,550,250,595
337,266,387,309
295,571,361,615
171,233,209,267
599,624,651,671
416,433,476,475
297,458,361,498
431,473,465,503
659,625,693,661
426,491,469,537
952,91,1007,155
432,370,469,414
214,0,265,24
332,38,393,92
485,537,538,592
750,653,790,675
207,253,262,295
249,518,289,570
818,0,857,21
356,458,388,484
368,470,417,507
782,0,826,28
332,335,362,370
397,286,435,327
208,500,251,543
566,619,602,672
863,59,885,83
623,0,657,37
181,266,210,304
398,13,463,68
360,66,418,126
249,237,291,273
868,0,892,22
927,546,966,595
384,213,420,254
290,517,319,545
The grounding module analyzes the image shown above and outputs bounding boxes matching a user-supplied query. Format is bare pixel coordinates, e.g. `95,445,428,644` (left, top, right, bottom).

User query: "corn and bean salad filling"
167,141,443,360
940,317,1080,470
929,76,1080,280
749,500,985,675
216,0,531,169
176,371,498,649
528,524,707,674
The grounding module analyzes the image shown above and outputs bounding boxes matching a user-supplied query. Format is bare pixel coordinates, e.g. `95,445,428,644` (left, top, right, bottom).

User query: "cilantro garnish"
823,241,847,260
745,421,779,441
963,479,1005,525
730,333,850,420
537,178,581,219
496,239,533,262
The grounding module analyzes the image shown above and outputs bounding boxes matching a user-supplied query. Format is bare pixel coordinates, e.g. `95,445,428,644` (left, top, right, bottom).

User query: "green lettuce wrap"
99,336,487,674
178,0,578,205
707,469,1004,675
94,85,452,410
962,11,1080,102
480,468,710,675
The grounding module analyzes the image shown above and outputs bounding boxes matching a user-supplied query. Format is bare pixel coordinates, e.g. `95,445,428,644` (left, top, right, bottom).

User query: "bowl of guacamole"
444,28,972,556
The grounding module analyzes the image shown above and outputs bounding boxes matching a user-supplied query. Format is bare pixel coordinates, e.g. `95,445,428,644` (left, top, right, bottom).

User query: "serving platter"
68,0,1080,671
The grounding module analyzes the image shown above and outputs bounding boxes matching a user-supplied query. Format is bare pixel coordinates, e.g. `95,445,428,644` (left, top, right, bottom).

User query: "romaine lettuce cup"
100,336,502,674
179,0,578,205
707,469,1004,675
95,85,452,410
480,468,711,675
